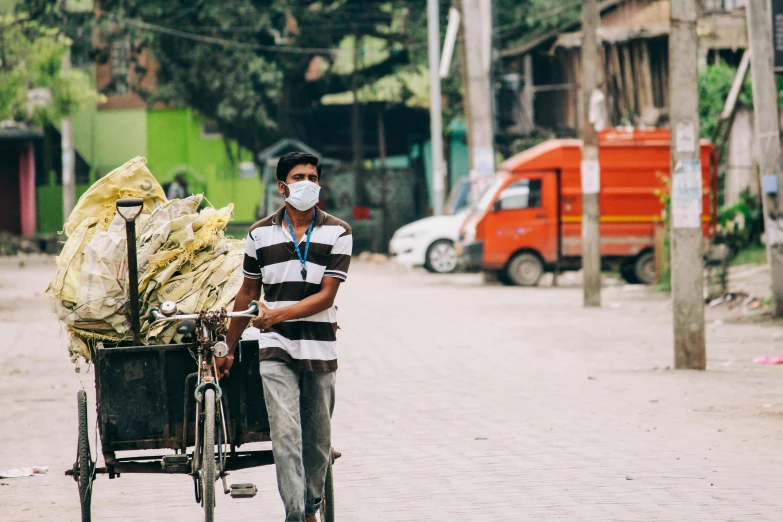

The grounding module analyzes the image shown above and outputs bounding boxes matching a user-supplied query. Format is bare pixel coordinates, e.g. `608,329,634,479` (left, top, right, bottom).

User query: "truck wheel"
620,261,640,285
424,240,458,274
634,251,656,285
506,253,544,287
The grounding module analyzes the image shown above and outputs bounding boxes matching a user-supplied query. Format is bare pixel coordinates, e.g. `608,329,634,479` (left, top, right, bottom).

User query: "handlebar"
149,302,259,323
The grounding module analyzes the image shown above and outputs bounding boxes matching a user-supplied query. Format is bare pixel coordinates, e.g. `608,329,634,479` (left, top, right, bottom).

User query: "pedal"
230,483,258,498
161,454,190,473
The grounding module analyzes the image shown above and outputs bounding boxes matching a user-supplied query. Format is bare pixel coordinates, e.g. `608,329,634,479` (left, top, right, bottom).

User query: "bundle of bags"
47,157,247,364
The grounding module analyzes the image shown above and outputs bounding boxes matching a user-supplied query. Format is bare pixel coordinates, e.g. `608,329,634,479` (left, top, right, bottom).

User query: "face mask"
284,180,321,211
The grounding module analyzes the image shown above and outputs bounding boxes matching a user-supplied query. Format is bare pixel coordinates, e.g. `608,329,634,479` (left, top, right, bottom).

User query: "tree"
0,12,88,125
86,0,422,155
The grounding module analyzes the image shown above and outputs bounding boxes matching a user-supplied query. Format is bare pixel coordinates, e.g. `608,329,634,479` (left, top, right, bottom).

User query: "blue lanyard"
284,210,316,280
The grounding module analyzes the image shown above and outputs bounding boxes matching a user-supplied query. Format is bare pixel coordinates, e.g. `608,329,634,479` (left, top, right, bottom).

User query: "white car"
389,211,469,273
388,178,472,274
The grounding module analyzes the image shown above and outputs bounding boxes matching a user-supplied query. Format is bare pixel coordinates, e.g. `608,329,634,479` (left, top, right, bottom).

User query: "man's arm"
253,277,341,330
216,277,262,378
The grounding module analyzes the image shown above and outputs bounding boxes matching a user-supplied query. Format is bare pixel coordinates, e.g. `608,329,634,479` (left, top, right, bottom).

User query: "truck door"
482,172,558,268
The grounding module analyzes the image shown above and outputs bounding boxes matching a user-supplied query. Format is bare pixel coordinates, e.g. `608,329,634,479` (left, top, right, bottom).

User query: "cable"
98,9,425,56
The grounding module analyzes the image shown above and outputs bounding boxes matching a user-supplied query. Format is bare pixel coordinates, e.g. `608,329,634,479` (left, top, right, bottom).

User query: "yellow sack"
63,157,166,237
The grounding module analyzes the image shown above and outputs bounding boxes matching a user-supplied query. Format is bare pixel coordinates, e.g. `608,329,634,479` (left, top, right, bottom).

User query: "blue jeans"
260,360,336,521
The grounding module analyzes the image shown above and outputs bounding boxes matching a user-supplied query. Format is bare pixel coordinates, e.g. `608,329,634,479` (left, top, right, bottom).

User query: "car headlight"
463,221,477,243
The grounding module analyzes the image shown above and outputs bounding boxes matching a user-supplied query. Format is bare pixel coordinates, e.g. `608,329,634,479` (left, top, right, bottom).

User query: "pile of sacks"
47,157,247,364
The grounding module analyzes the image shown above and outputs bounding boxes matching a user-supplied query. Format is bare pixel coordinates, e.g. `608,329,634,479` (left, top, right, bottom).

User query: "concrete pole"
428,0,447,215
670,0,706,369
581,0,601,308
747,0,783,316
62,45,75,223
461,0,495,191
351,30,366,207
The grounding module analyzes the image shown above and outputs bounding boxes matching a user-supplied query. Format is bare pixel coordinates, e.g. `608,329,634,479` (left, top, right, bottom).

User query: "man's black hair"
276,151,322,182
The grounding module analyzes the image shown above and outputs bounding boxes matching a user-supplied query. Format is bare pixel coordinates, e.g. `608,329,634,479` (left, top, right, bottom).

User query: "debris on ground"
707,292,765,313
0,466,48,478
46,157,246,364
753,355,783,365
0,233,42,256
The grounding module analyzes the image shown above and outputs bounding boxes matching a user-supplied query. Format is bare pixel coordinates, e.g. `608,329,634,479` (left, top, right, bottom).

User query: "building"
497,0,748,139
0,123,40,237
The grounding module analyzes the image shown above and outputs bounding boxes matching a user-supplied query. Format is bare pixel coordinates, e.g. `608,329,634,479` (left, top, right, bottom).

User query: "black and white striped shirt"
241,206,352,371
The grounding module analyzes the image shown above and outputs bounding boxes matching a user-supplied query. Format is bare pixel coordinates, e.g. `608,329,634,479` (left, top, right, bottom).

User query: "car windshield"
474,178,505,212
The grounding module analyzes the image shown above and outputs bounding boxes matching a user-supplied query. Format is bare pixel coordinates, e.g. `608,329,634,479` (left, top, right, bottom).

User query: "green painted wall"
146,109,261,223
37,184,91,234
94,110,147,176
37,106,261,234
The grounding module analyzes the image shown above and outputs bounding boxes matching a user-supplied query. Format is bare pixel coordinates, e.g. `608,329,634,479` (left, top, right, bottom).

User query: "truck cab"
458,129,717,286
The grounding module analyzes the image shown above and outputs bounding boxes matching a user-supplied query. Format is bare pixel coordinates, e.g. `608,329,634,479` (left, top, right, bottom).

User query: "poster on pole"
774,0,783,71
671,160,703,229
580,159,600,194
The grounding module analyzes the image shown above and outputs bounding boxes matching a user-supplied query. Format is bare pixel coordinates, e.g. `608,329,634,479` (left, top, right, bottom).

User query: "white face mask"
284,180,321,211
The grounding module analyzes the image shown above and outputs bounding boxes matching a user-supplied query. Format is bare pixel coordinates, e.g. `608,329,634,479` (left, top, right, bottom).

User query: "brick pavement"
2,257,783,521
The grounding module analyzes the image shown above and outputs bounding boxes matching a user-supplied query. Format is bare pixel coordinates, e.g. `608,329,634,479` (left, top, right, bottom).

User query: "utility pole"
61,43,75,223
670,0,705,369
581,0,601,307
351,30,366,207
747,0,783,316
461,0,495,193
428,0,447,215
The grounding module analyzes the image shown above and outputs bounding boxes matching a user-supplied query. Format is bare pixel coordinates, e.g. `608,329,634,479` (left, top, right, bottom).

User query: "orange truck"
457,129,717,286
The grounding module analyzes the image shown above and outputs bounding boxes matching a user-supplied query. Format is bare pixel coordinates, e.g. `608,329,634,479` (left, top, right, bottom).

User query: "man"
218,151,352,522
167,173,188,200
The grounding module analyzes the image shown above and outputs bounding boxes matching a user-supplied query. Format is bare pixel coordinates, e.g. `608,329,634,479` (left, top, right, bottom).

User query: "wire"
98,9,425,56
102,11,348,55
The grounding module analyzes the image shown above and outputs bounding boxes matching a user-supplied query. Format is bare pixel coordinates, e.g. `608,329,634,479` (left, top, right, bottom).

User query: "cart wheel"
319,449,335,522
202,388,216,522
76,390,94,522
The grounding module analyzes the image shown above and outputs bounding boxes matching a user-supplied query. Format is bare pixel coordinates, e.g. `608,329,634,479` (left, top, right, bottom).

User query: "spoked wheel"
76,390,94,522
319,448,335,522
201,388,216,522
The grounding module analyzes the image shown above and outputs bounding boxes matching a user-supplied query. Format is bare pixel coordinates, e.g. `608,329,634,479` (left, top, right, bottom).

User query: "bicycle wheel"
202,388,216,522
76,390,94,522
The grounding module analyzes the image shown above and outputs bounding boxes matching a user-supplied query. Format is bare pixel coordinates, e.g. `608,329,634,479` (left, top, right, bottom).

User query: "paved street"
3,256,783,521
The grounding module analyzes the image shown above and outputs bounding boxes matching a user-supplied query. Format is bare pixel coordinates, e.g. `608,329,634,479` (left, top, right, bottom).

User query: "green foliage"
731,244,767,266
0,12,89,124
654,172,671,292
715,189,763,257
698,60,753,139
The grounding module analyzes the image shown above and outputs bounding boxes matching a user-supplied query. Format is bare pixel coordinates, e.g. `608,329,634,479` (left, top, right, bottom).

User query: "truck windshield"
474,178,504,212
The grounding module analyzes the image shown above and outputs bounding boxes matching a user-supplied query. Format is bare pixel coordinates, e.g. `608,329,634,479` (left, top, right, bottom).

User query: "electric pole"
581,0,601,307
670,0,705,369
747,0,783,316
461,0,495,192
428,0,447,215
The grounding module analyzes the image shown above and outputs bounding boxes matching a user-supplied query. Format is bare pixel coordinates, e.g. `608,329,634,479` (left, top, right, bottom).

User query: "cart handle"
149,302,259,323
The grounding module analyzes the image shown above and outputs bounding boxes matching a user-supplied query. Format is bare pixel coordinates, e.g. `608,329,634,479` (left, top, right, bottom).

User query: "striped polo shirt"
241,206,352,371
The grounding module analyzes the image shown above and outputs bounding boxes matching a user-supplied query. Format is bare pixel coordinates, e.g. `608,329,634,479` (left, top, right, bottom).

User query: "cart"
66,199,337,521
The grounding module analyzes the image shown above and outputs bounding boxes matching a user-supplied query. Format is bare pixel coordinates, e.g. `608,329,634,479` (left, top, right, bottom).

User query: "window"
476,178,505,212
497,179,542,210
110,36,131,96
201,120,222,139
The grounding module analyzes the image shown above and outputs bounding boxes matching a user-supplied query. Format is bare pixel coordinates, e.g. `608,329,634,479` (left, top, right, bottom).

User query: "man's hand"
215,355,234,379
250,302,285,330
